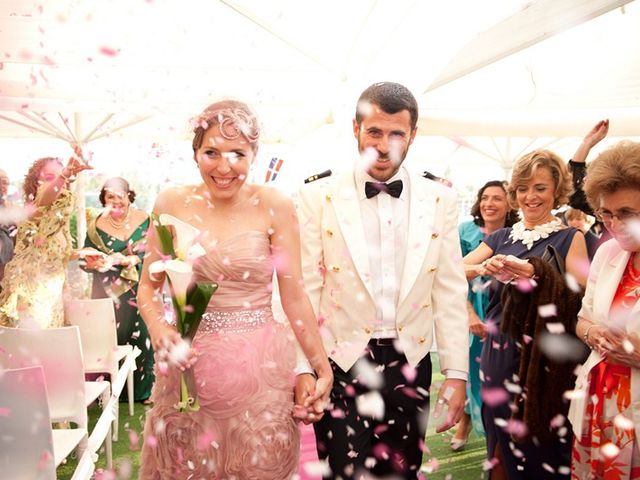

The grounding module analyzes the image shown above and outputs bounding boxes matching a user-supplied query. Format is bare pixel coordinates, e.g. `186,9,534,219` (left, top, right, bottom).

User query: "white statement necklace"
509,218,563,250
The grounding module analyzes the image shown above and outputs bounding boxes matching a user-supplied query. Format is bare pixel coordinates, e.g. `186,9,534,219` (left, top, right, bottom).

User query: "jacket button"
418,337,426,344
431,232,439,239
326,229,333,237
364,327,372,334
332,266,340,272
397,325,404,332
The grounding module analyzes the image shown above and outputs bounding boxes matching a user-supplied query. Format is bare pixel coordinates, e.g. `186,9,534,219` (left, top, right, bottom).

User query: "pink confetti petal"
481,387,510,407
99,46,119,57
401,363,417,383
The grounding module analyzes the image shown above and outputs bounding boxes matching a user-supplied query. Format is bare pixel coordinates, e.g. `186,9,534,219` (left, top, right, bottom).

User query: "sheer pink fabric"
140,232,299,479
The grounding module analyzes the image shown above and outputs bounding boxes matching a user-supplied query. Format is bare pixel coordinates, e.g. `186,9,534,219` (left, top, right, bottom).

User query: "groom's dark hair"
355,82,418,130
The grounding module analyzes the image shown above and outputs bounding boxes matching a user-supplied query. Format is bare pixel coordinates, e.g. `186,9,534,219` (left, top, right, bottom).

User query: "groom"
296,82,469,479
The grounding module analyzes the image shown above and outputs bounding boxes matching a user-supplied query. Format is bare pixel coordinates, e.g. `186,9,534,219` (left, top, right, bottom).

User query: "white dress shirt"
354,168,408,339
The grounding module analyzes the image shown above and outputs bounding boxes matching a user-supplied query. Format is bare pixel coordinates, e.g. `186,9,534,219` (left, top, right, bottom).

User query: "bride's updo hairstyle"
191,100,261,162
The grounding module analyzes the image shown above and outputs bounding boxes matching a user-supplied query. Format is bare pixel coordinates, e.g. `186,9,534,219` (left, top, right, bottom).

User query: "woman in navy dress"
464,150,589,479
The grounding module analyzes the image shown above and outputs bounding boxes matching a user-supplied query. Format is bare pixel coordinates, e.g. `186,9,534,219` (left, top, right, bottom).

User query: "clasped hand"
293,373,334,424
589,326,640,368
82,251,138,271
151,323,198,372
479,254,534,282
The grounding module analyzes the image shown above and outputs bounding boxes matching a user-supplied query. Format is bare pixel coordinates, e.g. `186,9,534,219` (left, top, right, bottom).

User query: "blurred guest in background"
81,177,154,403
0,169,15,289
565,206,600,260
452,180,518,451
0,148,91,328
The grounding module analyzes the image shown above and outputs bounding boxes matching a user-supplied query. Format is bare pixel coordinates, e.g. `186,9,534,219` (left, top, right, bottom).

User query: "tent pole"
87,115,151,142
448,136,501,163
0,115,71,141
18,112,71,140
74,113,88,260
81,113,114,144
219,0,344,79
58,112,79,144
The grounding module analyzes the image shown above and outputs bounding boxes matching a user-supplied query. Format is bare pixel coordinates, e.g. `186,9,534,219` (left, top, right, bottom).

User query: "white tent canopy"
1,0,638,140
0,0,638,207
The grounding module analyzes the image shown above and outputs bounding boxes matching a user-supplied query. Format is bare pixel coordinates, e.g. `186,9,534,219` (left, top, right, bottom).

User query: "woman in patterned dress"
0,149,91,328
570,141,640,479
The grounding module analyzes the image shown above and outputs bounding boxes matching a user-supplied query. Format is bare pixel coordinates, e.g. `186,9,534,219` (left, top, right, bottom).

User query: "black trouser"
314,340,432,480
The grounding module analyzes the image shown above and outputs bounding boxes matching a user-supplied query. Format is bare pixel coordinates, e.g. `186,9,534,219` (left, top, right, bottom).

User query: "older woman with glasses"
570,141,640,479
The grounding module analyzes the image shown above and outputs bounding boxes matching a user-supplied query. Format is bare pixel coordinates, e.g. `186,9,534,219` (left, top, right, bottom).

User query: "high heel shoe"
450,436,467,451
450,416,472,452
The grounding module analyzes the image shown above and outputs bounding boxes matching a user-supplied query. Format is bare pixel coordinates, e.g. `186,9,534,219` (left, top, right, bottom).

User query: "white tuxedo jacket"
568,238,640,442
297,168,469,373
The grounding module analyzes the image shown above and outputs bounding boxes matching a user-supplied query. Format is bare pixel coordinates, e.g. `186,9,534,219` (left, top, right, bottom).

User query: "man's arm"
430,190,470,432
294,182,328,423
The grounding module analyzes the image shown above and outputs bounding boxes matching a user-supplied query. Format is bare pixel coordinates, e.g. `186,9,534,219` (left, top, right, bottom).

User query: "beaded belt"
199,306,273,334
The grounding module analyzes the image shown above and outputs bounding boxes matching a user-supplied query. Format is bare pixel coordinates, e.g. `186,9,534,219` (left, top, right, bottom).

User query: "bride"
137,100,332,479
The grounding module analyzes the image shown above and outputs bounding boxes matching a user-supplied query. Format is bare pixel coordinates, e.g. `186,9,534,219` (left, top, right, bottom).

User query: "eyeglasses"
595,210,640,224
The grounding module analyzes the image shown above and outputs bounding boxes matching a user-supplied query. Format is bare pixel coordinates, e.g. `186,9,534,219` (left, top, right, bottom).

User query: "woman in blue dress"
452,181,518,450
464,150,589,479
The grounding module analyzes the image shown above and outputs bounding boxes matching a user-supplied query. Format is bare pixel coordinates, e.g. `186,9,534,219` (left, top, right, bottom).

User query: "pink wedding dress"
140,231,299,479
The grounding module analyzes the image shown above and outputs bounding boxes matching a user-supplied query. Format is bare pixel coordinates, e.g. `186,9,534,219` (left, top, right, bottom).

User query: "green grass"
58,354,487,479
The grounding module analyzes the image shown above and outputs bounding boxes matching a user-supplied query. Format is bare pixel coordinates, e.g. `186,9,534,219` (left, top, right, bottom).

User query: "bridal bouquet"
149,213,217,412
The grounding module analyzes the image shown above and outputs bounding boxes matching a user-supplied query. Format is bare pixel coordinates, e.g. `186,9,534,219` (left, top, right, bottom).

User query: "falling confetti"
538,304,558,318
355,391,385,419
600,442,620,459
99,46,119,57
481,387,510,406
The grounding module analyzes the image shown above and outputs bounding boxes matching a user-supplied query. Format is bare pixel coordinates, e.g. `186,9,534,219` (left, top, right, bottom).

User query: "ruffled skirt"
139,309,299,479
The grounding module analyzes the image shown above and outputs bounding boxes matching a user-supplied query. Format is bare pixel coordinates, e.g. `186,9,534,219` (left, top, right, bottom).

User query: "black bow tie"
365,180,403,199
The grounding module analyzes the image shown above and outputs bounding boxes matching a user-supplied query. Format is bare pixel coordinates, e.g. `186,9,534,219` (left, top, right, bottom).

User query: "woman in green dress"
82,177,154,402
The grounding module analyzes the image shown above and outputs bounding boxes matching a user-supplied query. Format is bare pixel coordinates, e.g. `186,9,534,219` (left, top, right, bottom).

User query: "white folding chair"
0,326,113,469
0,365,94,480
65,298,138,441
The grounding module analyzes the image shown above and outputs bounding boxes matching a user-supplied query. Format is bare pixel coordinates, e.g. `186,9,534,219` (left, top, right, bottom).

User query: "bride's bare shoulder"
153,184,203,214
254,184,293,209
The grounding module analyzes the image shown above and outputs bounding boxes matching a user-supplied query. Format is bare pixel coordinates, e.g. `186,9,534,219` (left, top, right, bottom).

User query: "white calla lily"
149,258,193,306
159,213,203,261
151,212,218,413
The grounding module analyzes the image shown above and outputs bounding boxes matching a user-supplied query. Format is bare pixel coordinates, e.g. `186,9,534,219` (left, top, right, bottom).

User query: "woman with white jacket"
571,141,640,479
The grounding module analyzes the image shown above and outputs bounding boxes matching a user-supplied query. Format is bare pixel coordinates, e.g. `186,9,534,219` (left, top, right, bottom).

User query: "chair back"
65,298,119,373
0,326,88,426
0,365,56,480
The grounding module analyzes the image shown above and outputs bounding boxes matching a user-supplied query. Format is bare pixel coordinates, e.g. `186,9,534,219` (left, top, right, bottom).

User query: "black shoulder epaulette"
304,169,332,184
422,170,452,187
